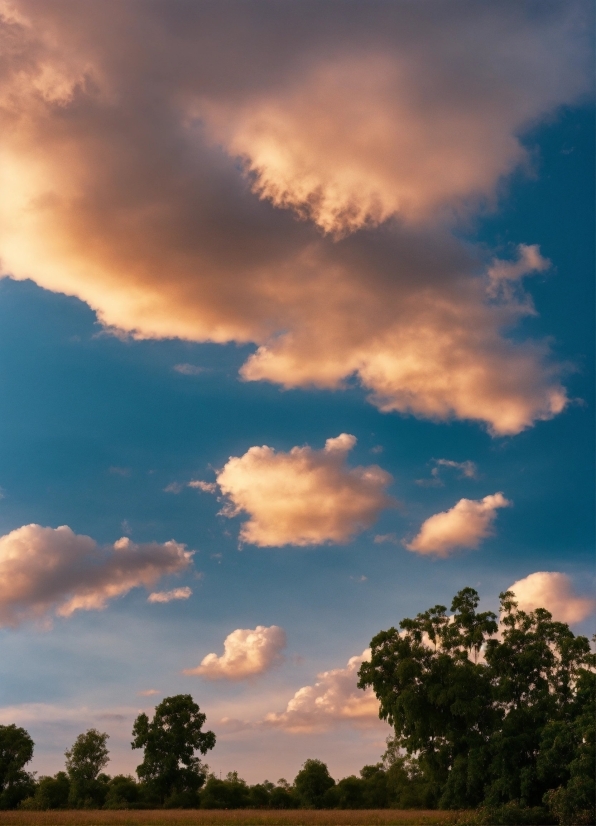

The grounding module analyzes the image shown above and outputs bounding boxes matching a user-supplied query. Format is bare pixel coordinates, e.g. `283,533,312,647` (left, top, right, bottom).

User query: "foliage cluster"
358,587,595,825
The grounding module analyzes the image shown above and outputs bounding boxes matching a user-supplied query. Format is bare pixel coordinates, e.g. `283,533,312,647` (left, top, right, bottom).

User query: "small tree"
0,724,35,809
132,694,215,805
65,729,109,808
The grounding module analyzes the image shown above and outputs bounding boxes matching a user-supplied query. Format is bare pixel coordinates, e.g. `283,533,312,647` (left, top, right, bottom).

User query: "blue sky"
0,0,593,784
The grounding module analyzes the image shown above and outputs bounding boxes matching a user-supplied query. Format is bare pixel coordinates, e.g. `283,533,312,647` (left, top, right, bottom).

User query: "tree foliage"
65,729,110,808
358,587,595,821
132,694,215,805
0,724,34,809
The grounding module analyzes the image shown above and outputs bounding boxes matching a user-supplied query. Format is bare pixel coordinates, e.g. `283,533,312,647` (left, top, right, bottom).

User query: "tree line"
0,588,593,825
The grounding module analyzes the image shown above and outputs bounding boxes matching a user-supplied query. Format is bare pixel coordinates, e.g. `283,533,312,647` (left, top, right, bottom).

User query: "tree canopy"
0,724,34,809
132,693,216,805
358,586,595,822
65,728,110,808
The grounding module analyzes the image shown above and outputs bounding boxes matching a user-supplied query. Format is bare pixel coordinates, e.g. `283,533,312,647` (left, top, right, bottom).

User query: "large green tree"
0,724,35,809
358,587,595,816
132,694,215,805
65,728,110,808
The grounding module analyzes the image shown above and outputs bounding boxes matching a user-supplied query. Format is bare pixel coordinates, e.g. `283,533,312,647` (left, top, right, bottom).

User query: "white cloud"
184,625,286,680
406,493,511,557
137,689,160,697
264,649,380,732
215,434,394,547
147,586,192,604
0,524,192,627
508,572,596,624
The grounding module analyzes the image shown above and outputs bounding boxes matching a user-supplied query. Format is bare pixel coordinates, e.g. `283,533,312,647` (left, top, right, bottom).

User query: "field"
0,811,465,826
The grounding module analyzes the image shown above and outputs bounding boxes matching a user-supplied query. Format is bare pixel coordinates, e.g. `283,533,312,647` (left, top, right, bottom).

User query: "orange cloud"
216,434,394,547
264,649,380,732
508,572,596,624
0,1,588,434
184,625,286,680
0,524,192,626
147,586,192,603
406,493,511,557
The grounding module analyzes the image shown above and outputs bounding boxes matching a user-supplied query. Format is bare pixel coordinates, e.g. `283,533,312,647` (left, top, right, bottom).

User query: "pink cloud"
0,1,587,434
147,586,192,603
0,524,192,627
508,572,596,624
216,434,394,547
264,650,380,732
406,493,511,557
184,625,286,681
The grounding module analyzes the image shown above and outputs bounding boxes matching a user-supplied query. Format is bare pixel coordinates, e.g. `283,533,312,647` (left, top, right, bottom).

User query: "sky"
0,0,594,785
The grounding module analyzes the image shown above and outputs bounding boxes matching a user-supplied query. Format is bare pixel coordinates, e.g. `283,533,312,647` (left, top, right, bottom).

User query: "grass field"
0,810,466,826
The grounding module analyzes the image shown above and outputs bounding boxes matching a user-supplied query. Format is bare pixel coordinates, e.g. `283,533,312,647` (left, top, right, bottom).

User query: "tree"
132,694,215,805
65,729,110,808
358,587,595,813
0,724,35,809
293,759,335,808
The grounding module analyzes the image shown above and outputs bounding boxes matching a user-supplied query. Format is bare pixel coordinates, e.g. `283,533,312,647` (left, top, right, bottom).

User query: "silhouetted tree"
0,724,35,809
294,759,335,808
65,728,110,808
358,586,595,819
132,694,215,806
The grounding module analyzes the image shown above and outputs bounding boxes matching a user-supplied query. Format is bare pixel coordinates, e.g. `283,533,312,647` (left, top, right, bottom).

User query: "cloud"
184,625,286,680
0,524,192,627
188,480,217,493
406,493,511,557
215,434,394,547
137,689,160,697
264,649,380,732
173,363,206,376
435,459,478,479
487,244,550,301
417,458,478,486
164,482,184,494
0,1,589,433
508,572,596,624
147,586,192,603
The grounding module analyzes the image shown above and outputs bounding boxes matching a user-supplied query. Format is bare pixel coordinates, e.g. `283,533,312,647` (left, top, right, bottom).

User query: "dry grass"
0,811,465,826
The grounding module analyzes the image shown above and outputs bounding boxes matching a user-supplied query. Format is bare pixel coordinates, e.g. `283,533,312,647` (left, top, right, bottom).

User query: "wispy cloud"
416,458,478,487
147,587,192,604
173,363,206,376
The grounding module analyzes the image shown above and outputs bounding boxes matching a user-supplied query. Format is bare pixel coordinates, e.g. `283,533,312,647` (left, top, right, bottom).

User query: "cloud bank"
0,1,590,433
184,625,286,680
0,524,192,627
406,493,511,557
508,572,596,624
264,649,380,732
216,434,393,547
